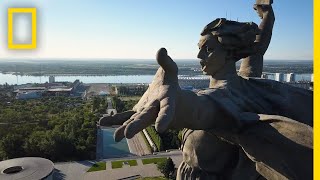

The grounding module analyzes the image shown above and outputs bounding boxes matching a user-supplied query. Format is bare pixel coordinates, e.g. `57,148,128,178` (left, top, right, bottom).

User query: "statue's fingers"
113,113,138,142
114,116,137,142
125,101,160,139
123,112,139,125
114,125,127,142
117,110,136,120
156,48,178,75
155,96,176,133
99,110,135,126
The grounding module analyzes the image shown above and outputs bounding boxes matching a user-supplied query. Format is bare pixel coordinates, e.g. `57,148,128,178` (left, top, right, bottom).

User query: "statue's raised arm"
239,0,275,77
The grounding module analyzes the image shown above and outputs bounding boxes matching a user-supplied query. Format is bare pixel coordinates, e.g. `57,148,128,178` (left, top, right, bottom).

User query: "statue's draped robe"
177,76,313,180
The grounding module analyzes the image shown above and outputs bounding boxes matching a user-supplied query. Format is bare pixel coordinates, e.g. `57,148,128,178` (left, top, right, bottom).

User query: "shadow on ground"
53,169,66,180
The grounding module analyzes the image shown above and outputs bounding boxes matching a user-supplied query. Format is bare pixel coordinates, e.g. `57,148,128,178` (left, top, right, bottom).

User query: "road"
106,97,117,115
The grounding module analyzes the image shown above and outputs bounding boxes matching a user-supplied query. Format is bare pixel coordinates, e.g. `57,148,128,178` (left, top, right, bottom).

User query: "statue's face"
197,34,227,75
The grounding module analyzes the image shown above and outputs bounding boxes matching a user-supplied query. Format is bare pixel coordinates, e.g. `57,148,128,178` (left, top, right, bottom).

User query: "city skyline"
0,0,313,60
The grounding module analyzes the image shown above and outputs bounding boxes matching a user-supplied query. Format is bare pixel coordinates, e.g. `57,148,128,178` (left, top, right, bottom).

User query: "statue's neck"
209,61,237,88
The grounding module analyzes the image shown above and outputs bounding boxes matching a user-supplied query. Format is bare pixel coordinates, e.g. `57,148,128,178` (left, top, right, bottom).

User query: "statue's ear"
201,18,225,36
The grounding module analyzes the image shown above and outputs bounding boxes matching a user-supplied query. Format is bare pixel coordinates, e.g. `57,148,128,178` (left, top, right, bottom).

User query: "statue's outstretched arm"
173,90,220,130
99,48,222,141
255,4,275,55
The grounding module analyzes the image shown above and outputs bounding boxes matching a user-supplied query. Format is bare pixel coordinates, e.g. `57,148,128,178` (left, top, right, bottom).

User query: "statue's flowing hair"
201,18,260,60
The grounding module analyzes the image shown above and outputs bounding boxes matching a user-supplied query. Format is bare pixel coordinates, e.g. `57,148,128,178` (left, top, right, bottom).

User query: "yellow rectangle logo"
8,8,37,49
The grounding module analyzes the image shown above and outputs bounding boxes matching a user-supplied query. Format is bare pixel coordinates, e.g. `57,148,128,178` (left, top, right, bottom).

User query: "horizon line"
0,58,314,62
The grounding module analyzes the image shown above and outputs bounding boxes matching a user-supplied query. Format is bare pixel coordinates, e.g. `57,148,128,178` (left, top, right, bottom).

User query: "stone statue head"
197,18,260,75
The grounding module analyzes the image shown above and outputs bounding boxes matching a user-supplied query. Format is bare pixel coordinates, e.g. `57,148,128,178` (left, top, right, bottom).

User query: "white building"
49,76,55,83
275,73,284,82
261,73,268,79
286,73,296,82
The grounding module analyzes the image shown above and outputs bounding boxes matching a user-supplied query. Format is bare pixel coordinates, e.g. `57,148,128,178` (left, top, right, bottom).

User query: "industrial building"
14,79,84,99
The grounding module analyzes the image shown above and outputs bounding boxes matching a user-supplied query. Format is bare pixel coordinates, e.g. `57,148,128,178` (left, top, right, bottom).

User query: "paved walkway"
54,161,95,180
84,160,163,180
53,151,182,180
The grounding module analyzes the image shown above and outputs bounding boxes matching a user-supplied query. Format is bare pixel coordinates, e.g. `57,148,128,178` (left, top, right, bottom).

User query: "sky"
0,0,313,60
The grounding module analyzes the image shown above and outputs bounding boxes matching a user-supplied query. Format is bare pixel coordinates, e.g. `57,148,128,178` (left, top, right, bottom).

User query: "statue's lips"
200,60,205,66
200,60,207,71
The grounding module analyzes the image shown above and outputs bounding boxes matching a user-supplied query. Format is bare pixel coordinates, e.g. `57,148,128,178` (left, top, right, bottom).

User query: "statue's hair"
201,18,260,60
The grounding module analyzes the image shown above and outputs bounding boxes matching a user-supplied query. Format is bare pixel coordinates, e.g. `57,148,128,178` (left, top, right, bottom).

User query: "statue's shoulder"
197,87,226,97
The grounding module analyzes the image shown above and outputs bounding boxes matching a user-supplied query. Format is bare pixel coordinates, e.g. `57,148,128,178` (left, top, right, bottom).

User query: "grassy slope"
87,162,106,172
141,157,167,165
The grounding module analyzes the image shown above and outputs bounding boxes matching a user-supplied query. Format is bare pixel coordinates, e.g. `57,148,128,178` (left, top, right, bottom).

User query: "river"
0,73,312,85
0,73,155,85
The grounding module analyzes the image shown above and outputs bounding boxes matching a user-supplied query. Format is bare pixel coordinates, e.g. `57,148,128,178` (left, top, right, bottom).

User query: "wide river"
0,73,155,85
0,73,312,85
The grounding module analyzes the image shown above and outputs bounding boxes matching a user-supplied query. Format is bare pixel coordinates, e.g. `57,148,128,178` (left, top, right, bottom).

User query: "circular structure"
0,157,54,180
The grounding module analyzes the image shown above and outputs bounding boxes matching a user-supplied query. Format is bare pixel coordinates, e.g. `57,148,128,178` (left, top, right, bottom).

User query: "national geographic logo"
7,8,37,50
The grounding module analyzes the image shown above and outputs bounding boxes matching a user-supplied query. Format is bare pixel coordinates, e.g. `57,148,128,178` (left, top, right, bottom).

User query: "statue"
99,1,313,179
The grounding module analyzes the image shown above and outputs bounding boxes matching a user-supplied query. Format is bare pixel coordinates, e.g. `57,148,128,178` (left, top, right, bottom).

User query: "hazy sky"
0,0,313,60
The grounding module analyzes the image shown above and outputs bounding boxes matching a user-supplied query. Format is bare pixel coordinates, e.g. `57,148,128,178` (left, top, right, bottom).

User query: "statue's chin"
202,71,211,76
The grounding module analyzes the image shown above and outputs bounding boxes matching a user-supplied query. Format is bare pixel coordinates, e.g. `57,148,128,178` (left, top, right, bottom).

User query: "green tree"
0,134,25,159
49,130,76,160
112,96,125,112
92,97,101,111
0,96,97,161
24,131,54,158
157,157,175,179
160,129,181,150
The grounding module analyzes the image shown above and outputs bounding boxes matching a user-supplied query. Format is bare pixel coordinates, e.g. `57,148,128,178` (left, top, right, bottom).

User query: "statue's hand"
99,110,135,127
112,48,180,142
253,4,271,19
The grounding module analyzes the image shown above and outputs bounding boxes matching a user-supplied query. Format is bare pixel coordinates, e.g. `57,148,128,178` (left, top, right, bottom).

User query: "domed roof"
0,157,54,180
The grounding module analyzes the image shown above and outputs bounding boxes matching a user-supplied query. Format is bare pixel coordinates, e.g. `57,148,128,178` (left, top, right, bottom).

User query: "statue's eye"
206,46,214,52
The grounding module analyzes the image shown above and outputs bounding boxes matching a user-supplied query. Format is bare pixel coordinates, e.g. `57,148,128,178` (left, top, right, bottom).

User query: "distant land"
0,59,313,76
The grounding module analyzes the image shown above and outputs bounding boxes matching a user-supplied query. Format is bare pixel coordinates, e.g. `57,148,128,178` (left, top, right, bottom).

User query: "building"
286,73,296,82
14,87,46,100
261,74,268,79
46,87,73,96
16,91,42,99
0,157,54,180
275,73,284,82
49,76,55,83
13,80,84,99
